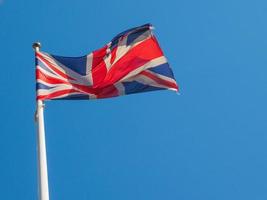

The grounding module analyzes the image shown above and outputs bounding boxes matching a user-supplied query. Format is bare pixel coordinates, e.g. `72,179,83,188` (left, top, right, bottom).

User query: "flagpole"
33,42,50,200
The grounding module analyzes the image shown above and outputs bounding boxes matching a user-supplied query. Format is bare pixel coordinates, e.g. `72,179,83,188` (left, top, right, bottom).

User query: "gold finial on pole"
32,42,41,51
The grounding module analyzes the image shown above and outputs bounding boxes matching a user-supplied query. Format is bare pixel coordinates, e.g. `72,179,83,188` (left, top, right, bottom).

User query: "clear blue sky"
1,0,267,199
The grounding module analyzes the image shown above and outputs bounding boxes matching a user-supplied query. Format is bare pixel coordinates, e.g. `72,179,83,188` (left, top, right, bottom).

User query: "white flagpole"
33,42,50,200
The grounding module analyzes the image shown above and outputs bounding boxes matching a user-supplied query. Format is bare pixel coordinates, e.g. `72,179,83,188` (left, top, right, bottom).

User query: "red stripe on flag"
91,46,108,86
110,46,117,64
140,70,178,90
37,68,117,97
98,37,164,88
95,85,119,99
36,68,70,85
37,89,78,100
36,53,75,81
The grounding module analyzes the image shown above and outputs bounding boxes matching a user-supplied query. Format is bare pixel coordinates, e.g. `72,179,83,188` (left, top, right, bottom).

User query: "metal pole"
33,42,50,200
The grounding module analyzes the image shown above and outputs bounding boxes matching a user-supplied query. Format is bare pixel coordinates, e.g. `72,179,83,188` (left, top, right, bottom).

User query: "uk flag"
35,24,178,100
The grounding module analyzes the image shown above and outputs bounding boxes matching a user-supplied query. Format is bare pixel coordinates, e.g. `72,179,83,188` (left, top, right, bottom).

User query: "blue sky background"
1,0,267,199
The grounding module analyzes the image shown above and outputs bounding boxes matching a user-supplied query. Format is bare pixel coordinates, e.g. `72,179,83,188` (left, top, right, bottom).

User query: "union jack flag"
35,24,178,100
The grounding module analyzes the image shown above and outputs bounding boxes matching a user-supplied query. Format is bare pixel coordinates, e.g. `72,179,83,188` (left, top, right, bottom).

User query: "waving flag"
35,24,178,100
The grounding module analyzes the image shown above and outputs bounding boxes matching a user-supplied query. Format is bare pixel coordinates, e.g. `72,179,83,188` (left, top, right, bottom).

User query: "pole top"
32,42,41,51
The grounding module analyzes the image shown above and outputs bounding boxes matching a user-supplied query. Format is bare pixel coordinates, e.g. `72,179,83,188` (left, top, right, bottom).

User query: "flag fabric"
35,24,178,100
